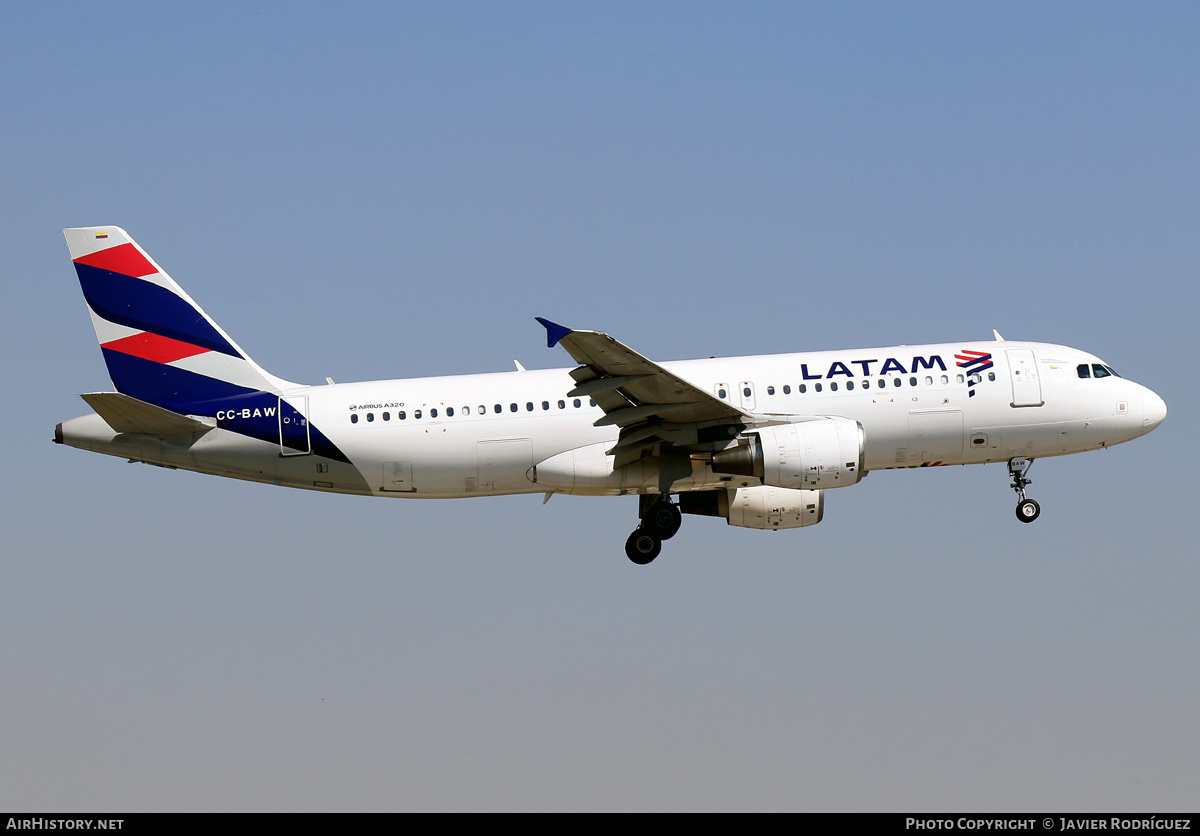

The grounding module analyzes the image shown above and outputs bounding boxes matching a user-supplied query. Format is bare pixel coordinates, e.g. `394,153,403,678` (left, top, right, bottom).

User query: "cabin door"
279,396,311,456
1006,349,1044,407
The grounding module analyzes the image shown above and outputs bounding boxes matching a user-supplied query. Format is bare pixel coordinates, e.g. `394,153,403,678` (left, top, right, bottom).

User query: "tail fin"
64,226,295,414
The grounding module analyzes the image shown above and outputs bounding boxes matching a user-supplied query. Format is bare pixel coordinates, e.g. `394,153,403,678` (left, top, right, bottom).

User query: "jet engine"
710,417,865,490
679,485,824,529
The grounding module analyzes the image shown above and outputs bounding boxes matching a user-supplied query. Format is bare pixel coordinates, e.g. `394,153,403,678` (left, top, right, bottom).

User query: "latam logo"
955,350,994,397
797,355,947,380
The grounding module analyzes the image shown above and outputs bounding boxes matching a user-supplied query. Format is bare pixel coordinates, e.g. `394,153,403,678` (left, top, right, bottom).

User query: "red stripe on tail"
102,331,212,364
73,242,157,278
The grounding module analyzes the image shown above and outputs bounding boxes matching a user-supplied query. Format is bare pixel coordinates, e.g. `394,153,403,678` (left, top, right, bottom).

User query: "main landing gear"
625,496,682,565
1008,457,1041,523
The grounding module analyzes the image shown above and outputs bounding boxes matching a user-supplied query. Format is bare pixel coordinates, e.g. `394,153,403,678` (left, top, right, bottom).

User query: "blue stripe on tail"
76,263,240,357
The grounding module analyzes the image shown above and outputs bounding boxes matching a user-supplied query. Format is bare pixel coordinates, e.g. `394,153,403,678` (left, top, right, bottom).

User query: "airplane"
55,226,1167,564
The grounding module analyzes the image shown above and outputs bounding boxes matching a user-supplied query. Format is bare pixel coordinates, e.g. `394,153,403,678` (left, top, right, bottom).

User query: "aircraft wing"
537,319,747,462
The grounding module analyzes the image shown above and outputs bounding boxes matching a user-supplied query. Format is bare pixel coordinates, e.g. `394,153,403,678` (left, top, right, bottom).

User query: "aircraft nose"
1142,389,1167,431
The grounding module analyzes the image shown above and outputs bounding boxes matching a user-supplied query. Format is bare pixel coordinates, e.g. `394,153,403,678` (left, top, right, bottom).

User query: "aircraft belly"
906,408,965,464
341,421,590,498
531,441,743,496
859,413,910,471
967,421,1079,459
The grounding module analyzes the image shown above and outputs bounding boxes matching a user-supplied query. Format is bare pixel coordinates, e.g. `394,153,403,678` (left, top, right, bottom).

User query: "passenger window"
925,376,933,386
414,410,421,419
893,378,901,387
510,403,518,412
462,406,470,415
987,372,995,381
830,382,838,391
558,400,565,409
477,405,485,414
743,387,751,398
382,412,390,421
573,399,581,408
1077,364,1091,379
847,381,854,390
367,412,374,422
542,401,549,410
399,411,406,420
815,383,823,392
447,407,454,417
526,402,534,411
494,404,501,414
878,379,886,389
783,385,791,394
941,375,949,385
351,413,358,424
909,377,916,386
430,408,438,418
956,374,965,384
767,386,775,395
718,388,727,399
799,384,806,394
590,398,596,407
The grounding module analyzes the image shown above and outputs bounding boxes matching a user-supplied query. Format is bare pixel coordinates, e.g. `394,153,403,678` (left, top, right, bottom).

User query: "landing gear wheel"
645,500,682,540
1016,498,1041,523
1007,458,1040,524
625,528,662,565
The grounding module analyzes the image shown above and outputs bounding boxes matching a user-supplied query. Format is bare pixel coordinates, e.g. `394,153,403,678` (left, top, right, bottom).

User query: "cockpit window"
1077,364,1091,379
1092,364,1111,379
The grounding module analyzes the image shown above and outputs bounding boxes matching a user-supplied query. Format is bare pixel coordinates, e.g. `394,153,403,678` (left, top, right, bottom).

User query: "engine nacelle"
710,417,865,490
680,486,825,529
727,485,824,529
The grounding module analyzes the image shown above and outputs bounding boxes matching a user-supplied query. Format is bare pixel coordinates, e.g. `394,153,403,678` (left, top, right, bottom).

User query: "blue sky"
1,2,1196,811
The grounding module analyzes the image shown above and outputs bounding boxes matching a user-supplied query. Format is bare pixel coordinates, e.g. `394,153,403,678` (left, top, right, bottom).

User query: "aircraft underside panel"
381,460,414,492
477,437,534,493
907,408,964,463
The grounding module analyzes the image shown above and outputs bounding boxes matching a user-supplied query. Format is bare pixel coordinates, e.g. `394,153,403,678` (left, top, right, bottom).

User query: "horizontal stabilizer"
81,392,216,436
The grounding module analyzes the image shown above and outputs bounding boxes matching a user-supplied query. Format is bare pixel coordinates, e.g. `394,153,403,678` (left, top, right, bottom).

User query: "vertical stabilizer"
64,226,295,413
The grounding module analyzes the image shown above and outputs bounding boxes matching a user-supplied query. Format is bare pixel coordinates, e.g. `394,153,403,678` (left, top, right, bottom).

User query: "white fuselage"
59,339,1166,500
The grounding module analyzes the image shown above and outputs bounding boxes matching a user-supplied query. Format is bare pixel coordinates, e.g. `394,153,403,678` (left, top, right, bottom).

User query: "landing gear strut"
624,496,682,564
1008,457,1040,523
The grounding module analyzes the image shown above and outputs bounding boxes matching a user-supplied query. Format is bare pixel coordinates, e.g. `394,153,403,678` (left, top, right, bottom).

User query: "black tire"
1016,498,1041,523
645,500,682,540
625,528,662,564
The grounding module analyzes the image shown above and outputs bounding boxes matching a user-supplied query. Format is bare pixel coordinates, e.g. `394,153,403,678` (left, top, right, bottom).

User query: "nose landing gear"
624,496,682,564
1008,457,1040,523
